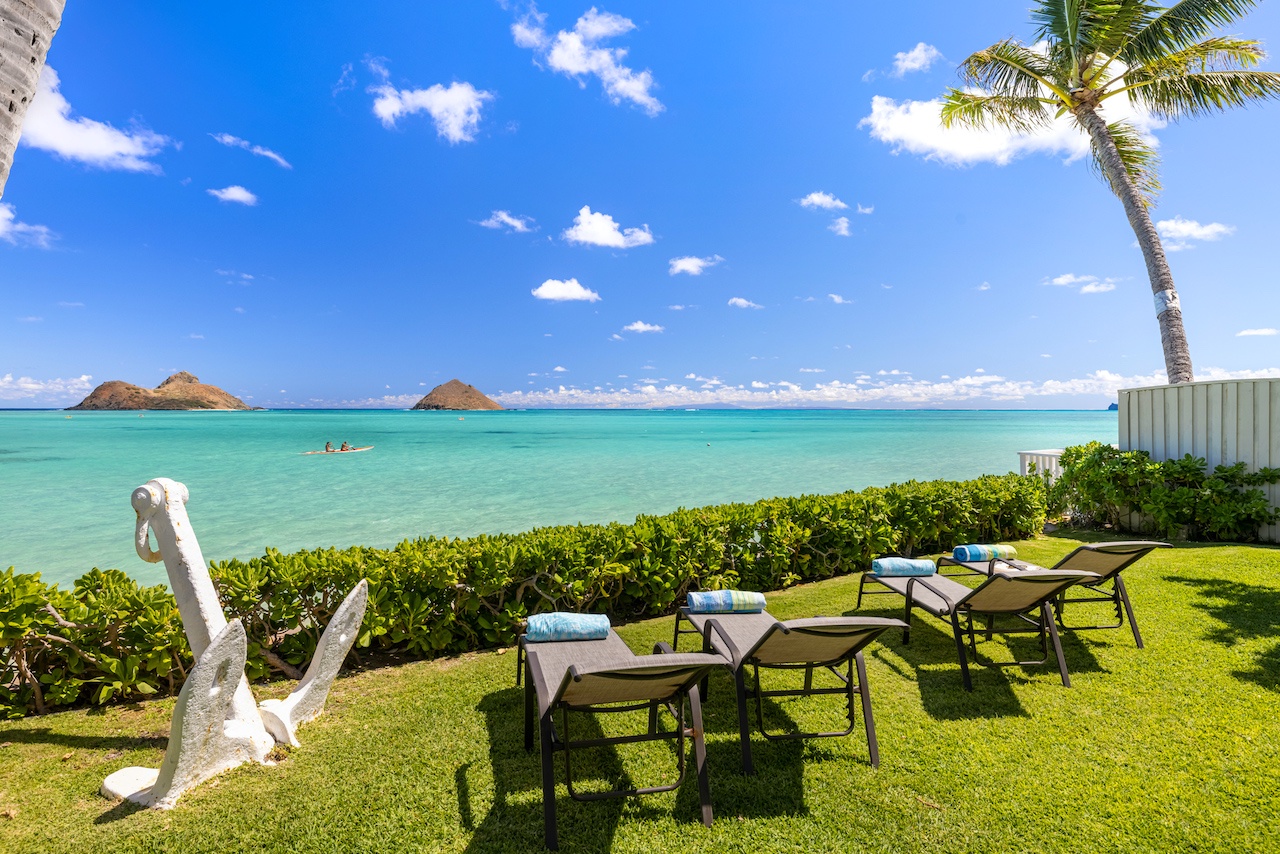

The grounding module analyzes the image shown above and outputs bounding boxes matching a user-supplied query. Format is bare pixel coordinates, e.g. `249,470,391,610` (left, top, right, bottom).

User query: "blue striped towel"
525,612,611,643
872,557,936,577
952,544,1018,562
686,590,767,613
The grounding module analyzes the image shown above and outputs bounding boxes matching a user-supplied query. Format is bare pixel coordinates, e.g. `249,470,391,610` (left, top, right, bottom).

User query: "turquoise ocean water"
0,409,1116,587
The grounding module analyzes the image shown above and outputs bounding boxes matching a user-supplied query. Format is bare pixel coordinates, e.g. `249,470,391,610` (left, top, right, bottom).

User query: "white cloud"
478,210,536,232
728,297,762,309
18,316,41,323
856,203,874,215
512,4,663,116
828,294,851,304
1048,273,1117,294
893,43,943,77
531,277,601,302
0,203,55,248
829,216,851,236
562,205,653,248
623,320,664,333
1156,216,1235,251
668,304,685,310
21,67,173,172
1237,328,1277,337
0,372,93,402
798,191,847,210
668,254,723,275
210,133,292,168
977,282,991,291
798,368,825,373
861,77,1164,168
368,63,493,143
492,367,1280,409
208,185,258,205
554,365,568,372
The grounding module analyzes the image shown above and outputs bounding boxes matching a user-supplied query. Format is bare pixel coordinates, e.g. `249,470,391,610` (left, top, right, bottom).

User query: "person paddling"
340,441,351,451
324,442,334,453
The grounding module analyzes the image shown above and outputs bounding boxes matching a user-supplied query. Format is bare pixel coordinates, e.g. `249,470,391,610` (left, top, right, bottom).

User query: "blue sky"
2,0,1278,409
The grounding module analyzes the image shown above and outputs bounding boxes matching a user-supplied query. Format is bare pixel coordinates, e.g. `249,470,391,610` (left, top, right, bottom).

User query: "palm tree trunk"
0,0,67,200
1073,102,1194,384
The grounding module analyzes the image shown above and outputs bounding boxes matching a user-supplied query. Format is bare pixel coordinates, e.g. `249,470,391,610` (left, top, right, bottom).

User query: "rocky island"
68,372,252,411
412,379,503,411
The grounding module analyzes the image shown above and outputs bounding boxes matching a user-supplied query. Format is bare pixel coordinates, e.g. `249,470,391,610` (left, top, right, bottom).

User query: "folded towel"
686,590,767,613
525,612,611,643
952,544,1018,562
872,557,936,577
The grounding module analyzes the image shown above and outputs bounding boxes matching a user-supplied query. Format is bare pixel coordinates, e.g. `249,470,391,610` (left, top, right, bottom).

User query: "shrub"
1052,441,1280,541
1,473,1045,718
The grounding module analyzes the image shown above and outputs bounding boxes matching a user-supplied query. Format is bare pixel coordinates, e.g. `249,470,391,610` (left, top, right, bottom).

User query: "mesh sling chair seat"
861,569,1100,690
672,609,906,774
937,541,1170,648
515,629,726,850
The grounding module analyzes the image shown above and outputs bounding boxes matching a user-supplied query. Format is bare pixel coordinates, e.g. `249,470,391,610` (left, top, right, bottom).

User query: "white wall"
1118,378,1280,543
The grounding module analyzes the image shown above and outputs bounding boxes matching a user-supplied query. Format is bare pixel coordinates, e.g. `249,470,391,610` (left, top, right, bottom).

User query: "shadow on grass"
465,675,815,851
0,728,167,751
94,798,148,825
464,687,626,853
856,607,1104,719
1166,574,1280,692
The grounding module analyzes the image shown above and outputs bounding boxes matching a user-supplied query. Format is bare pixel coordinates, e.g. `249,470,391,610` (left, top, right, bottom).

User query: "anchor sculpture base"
103,478,369,808
103,621,266,808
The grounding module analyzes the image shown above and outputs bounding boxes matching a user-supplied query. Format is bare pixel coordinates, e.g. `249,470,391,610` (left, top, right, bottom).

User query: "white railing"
1018,449,1065,480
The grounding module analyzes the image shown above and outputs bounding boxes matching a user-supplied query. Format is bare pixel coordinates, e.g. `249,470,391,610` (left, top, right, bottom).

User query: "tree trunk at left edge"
0,0,67,199
1074,102,1195,384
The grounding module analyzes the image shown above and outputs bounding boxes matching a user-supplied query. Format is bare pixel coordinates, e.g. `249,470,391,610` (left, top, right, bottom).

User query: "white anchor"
102,478,368,808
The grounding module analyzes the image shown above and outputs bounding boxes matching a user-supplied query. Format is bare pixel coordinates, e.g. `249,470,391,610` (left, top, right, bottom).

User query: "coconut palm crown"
941,0,1280,385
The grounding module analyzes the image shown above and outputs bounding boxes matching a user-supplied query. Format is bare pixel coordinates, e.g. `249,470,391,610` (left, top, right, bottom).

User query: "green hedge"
1051,441,1280,541
1,473,1045,719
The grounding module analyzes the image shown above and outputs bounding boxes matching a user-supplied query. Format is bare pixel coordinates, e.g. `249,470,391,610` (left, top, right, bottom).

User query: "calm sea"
0,409,1115,587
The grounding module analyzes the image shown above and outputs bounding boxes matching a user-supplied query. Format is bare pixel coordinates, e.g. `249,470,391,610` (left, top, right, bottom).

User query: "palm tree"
0,0,67,199
941,0,1280,384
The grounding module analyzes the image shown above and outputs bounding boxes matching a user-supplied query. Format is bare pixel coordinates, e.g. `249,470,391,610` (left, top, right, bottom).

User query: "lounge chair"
938,541,1170,647
673,604,905,773
859,562,1100,690
516,621,726,850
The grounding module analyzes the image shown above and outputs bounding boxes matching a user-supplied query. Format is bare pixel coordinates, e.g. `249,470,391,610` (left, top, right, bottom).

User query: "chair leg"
1115,576,1144,649
647,700,659,734
524,664,535,752
950,611,972,691
733,668,754,775
540,712,558,850
856,573,866,609
854,652,880,768
902,594,914,644
1045,605,1071,687
688,685,714,827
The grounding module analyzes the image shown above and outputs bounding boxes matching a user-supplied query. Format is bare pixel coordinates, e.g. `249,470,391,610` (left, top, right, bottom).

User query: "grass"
2,533,1278,853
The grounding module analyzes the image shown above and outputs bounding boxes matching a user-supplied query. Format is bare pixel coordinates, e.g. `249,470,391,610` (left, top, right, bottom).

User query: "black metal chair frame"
861,570,1094,691
936,540,1170,649
516,636,716,850
673,610,889,774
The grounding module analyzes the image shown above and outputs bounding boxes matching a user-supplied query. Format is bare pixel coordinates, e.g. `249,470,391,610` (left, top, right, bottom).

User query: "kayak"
302,446,374,455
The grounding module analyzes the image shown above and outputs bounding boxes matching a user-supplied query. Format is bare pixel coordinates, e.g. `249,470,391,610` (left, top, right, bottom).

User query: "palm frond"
1086,118,1163,205
1127,68,1280,119
1077,1,1158,56
956,39,1069,101
940,90,1055,133
1126,0,1262,65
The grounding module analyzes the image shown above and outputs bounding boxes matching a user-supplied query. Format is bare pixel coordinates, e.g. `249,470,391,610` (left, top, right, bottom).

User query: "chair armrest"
703,617,744,669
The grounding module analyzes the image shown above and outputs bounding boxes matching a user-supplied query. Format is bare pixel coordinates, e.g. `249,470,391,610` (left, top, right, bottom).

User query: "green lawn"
2,534,1278,853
